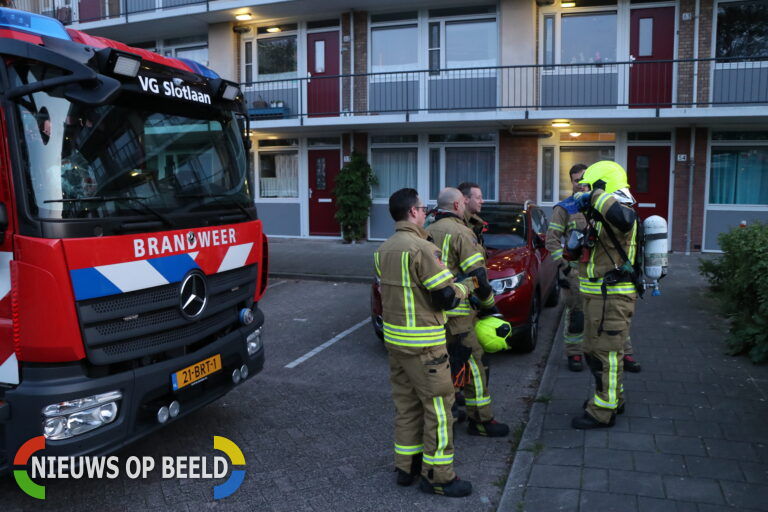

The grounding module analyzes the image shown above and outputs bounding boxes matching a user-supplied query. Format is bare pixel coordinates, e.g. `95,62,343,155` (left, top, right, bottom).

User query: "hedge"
699,222,768,363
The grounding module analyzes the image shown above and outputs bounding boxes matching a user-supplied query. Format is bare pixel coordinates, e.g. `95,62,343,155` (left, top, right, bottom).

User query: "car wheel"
372,314,384,342
517,290,540,353
545,275,560,307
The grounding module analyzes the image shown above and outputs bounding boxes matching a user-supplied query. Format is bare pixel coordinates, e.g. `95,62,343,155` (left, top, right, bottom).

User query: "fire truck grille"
76,265,258,365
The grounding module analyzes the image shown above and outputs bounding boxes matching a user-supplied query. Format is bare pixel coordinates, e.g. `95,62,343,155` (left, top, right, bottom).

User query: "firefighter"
571,161,640,429
547,165,643,374
426,187,510,438
458,182,486,251
374,188,475,497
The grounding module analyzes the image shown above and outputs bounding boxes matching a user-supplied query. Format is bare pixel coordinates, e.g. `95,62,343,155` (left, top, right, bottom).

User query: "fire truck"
0,8,267,471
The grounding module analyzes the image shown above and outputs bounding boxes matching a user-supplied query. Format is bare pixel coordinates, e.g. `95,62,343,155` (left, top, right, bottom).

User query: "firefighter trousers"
387,343,456,484
581,293,636,424
566,270,635,357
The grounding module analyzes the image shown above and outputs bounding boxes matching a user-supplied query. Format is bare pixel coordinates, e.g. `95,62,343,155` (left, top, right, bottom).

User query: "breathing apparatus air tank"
642,215,668,296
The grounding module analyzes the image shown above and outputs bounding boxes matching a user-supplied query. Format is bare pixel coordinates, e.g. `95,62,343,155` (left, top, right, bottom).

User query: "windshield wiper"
176,193,255,220
44,195,175,227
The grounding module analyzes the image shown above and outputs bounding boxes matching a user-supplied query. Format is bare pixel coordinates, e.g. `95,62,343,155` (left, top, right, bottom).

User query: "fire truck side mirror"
0,203,7,243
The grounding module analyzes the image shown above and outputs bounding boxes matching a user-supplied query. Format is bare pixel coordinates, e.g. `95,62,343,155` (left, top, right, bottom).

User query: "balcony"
241,57,768,128
12,0,209,24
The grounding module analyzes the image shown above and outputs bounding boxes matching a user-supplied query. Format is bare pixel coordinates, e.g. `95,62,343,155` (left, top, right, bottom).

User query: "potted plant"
333,152,378,243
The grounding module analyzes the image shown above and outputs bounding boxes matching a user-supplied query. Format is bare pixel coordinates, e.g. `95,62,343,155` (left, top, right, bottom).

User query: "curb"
497,319,565,512
269,272,372,284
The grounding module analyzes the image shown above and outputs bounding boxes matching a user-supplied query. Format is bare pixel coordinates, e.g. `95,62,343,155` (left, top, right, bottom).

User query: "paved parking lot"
3,278,558,511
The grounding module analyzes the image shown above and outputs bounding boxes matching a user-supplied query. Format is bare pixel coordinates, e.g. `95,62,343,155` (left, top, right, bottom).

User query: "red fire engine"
0,7,267,470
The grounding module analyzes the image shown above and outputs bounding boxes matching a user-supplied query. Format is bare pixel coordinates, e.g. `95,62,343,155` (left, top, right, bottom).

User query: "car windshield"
11,59,250,222
482,209,528,250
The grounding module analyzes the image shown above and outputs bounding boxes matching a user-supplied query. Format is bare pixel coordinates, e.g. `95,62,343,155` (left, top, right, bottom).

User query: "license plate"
171,354,222,391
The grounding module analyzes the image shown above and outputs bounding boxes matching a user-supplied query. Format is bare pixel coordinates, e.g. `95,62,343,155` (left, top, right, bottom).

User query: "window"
257,36,297,78
561,12,617,64
559,146,615,200
445,19,497,68
259,152,298,198
429,134,497,200
445,147,496,198
370,25,418,73
543,15,555,67
709,148,768,205
716,0,768,60
542,147,555,202
371,148,417,198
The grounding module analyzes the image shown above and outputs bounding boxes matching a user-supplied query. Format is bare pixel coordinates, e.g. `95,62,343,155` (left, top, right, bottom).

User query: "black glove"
558,277,570,289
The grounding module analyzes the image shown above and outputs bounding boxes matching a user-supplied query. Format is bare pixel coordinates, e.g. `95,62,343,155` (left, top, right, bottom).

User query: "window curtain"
260,152,298,198
445,147,495,198
710,148,768,205
371,148,417,198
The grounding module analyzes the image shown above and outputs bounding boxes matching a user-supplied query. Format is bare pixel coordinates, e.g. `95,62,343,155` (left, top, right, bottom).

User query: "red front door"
308,149,341,236
627,146,670,221
307,31,340,117
629,7,675,108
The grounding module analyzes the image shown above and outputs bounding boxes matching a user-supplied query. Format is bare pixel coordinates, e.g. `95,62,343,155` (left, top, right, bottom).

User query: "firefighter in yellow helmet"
426,187,510,438
546,164,643,374
374,188,476,497
570,161,641,429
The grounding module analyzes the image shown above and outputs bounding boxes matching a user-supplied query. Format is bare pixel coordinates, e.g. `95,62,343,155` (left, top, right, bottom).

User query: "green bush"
333,152,378,243
699,222,768,363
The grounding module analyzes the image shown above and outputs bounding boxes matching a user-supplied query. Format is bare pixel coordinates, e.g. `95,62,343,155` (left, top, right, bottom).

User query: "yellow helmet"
579,160,629,194
474,316,512,353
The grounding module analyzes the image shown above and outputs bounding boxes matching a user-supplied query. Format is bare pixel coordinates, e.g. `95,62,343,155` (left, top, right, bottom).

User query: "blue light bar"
0,7,70,41
178,58,220,80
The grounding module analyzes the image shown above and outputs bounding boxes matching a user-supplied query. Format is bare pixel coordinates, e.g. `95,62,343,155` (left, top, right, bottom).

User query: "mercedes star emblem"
180,272,207,319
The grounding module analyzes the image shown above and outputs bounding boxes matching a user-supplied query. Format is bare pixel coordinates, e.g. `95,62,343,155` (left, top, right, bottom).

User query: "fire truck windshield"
11,60,251,229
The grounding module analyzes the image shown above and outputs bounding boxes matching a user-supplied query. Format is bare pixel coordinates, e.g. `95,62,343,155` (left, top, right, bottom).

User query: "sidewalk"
267,237,377,282
498,254,768,512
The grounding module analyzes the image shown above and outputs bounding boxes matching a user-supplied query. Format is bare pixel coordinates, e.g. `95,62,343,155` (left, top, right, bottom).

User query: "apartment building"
19,0,768,251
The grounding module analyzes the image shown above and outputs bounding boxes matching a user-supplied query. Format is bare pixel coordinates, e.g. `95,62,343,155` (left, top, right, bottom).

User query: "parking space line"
267,280,287,289
285,318,371,369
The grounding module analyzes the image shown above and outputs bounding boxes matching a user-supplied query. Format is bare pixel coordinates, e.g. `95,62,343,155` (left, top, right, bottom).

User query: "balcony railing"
12,0,209,24
241,57,768,121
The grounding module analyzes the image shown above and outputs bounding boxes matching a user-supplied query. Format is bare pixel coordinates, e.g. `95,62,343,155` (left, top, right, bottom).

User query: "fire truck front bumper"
0,310,264,473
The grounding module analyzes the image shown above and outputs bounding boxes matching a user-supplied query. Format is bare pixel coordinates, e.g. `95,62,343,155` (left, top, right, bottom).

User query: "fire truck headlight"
41,391,121,440
246,327,262,357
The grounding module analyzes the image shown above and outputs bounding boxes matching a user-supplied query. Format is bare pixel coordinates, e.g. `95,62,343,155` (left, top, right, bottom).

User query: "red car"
371,202,559,352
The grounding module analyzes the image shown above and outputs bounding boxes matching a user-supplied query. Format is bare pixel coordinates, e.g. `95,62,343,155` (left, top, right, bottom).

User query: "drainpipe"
685,126,696,255
351,10,355,111
691,0,700,106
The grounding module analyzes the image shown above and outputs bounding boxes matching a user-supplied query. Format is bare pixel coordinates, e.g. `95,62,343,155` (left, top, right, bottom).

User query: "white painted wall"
208,22,238,81
500,0,536,66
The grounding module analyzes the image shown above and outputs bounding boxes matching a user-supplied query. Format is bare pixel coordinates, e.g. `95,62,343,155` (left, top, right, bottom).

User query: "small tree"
333,152,378,243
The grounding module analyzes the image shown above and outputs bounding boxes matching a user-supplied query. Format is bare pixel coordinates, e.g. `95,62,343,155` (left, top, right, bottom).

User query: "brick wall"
678,0,716,106
341,13,351,113
677,0,696,106
671,127,708,252
498,131,538,203
353,11,368,114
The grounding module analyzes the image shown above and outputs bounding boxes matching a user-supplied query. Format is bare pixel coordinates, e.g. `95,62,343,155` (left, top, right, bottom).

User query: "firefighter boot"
419,476,473,497
623,355,642,373
571,411,616,430
568,355,584,372
451,401,467,424
467,419,510,437
396,454,422,486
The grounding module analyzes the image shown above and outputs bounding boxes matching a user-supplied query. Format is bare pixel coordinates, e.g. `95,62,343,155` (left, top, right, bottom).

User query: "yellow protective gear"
579,161,629,194
473,316,512,353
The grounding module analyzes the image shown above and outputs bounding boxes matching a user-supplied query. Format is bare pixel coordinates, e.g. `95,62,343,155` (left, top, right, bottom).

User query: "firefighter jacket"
463,210,486,256
545,196,587,266
577,189,638,297
374,221,471,351
427,214,495,334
